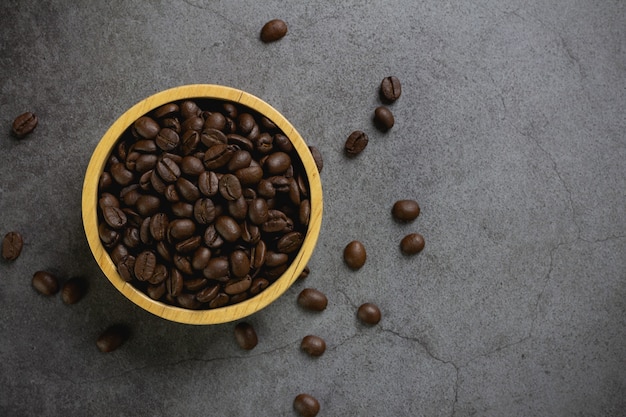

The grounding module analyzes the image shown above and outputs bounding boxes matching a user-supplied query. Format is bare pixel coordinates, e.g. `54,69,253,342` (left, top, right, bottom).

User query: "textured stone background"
1,1,624,416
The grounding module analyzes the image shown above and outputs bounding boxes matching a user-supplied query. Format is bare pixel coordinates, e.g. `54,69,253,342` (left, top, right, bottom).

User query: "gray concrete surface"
1,1,625,416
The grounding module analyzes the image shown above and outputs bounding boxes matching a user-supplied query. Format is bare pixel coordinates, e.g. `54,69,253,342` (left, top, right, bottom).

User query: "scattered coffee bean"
61,277,87,305
300,335,326,357
260,19,288,43
234,322,258,350
344,130,369,157
400,233,425,255
308,146,323,173
297,265,310,280
373,106,394,132
357,302,381,325
2,231,23,261
391,199,420,222
32,271,59,296
12,112,38,138
293,393,320,417
343,240,366,270
297,288,328,311
380,76,402,103
96,324,130,353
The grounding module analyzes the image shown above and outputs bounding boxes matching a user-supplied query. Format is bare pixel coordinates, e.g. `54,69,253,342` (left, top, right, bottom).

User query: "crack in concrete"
179,0,239,29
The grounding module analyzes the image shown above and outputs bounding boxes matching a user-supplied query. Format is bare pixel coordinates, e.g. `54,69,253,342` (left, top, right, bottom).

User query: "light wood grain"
82,84,323,325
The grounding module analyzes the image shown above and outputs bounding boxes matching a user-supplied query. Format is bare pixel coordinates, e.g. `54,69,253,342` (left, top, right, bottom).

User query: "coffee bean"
168,219,196,241
215,215,241,242
135,194,161,217
133,116,160,139
380,76,402,103
134,251,157,281
12,112,38,138
194,198,216,225
293,393,320,417
297,265,310,280
153,102,179,119
219,173,242,201
96,324,130,353
264,151,291,175
61,277,87,305
373,106,395,132
400,233,425,255
166,268,184,296
234,322,258,350
357,302,381,325
2,231,23,261
276,231,303,253
343,240,366,270
203,256,229,280
260,19,288,43
149,212,169,241
344,130,369,156
300,335,326,357
225,275,252,295
196,285,219,303
392,199,420,222
308,146,323,173
208,292,229,308
249,277,269,296
156,157,181,183
297,288,328,311
229,250,250,278
32,271,59,296
177,293,202,309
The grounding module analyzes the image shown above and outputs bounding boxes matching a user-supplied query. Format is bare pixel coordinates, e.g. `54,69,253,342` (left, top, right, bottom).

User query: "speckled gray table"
1,1,624,416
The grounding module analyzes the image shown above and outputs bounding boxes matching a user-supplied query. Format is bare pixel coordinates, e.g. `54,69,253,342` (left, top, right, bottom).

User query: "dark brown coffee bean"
194,198,216,225
249,277,270,296
166,268,184,296
260,19,288,43
162,117,181,133
99,192,119,210
241,222,261,244
219,174,242,201
134,251,157,281
201,128,228,148
176,177,200,202
156,157,181,183
357,302,381,325
277,232,304,253
135,194,161,217
227,134,254,152
208,292,229,308
123,227,141,249
248,198,269,225
198,170,220,196
134,153,158,173
308,146,323,173
300,335,326,357
235,165,264,186
61,277,87,305
182,115,204,132
149,213,169,241
400,233,425,255
298,266,310,280
168,219,196,241
227,150,252,171
229,250,250,278
392,200,420,222
196,284,220,303
148,263,168,285
203,256,229,280
99,223,120,248
171,201,194,218
380,76,402,103
297,288,328,312
192,246,212,270
175,235,202,253
262,209,289,233
265,251,288,267
293,393,320,417
117,255,135,281
203,225,225,249
299,199,311,226
234,322,258,350
183,277,208,292
374,106,395,132
110,244,130,265
12,112,38,138
225,275,252,295
203,143,236,170
96,324,130,353
215,216,241,242
343,240,366,270
102,206,127,229
99,171,113,190
173,254,193,275
150,169,167,193
156,241,172,262
133,116,160,139
181,129,201,155
147,282,166,300
120,184,141,206
250,240,267,270
264,151,291,175
344,130,369,156
2,231,23,261
204,113,226,130
227,196,248,220
177,293,202,309
153,102,179,119
110,162,134,186
180,156,205,176
32,271,59,296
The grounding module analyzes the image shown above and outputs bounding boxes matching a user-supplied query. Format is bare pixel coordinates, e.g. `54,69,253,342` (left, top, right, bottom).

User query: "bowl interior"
82,84,323,325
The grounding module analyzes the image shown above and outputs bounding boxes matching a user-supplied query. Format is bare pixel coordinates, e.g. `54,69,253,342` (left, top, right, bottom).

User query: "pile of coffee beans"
97,98,313,310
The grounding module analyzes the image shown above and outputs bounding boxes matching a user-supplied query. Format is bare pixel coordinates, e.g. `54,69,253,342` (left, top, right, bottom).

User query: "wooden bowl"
82,84,323,325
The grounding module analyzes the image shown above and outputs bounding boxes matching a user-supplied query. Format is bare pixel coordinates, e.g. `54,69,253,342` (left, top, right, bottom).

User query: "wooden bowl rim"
82,84,323,325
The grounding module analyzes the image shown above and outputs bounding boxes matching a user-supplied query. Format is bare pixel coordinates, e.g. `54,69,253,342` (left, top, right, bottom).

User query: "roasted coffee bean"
194,198,216,225
156,157,181,183
12,112,38,138
192,246,212,270
264,152,291,175
196,284,220,303
156,241,172,262
299,199,311,226
208,292,229,308
102,206,127,229
229,250,250,278
110,244,130,265
148,263,168,285
182,115,204,132
99,171,113,189
134,153,158,173
133,116,160,139
173,254,193,275
343,240,366,270
96,324,130,353
262,209,289,233
135,194,161,217
134,251,157,281
277,232,303,253
150,169,167,193
147,282,166,300
392,199,420,222
215,216,241,242
234,322,258,350
203,225,225,249
110,162,134,186
260,19,288,43
204,113,226,130
117,255,135,281
203,256,229,280
257,179,276,198
249,277,270,295
227,149,252,171
99,223,120,247
177,293,202,309
2,231,23,261
99,193,119,210
181,129,201,155
225,275,252,295
149,213,169,241
374,106,395,132
122,208,143,227
168,219,196,241
184,277,208,292
298,265,310,280
180,100,201,119
235,165,264,186
171,201,194,218
400,233,425,255
201,128,228,148
380,76,402,103
344,130,369,156
300,335,326,357
265,251,288,267
123,227,141,249
227,134,254,152
293,393,320,417
32,271,59,296
248,198,269,225
219,174,242,201
61,277,87,305
176,177,200,202
175,235,202,253
297,288,328,312
162,117,181,133
120,185,141,206
228,196,248,220
357,302,381,325
166,268,184,296
181,155,205,176
153,102,179,119
308,146,323,173
203,143,236,170
198,170,220,196
155,127,180,151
